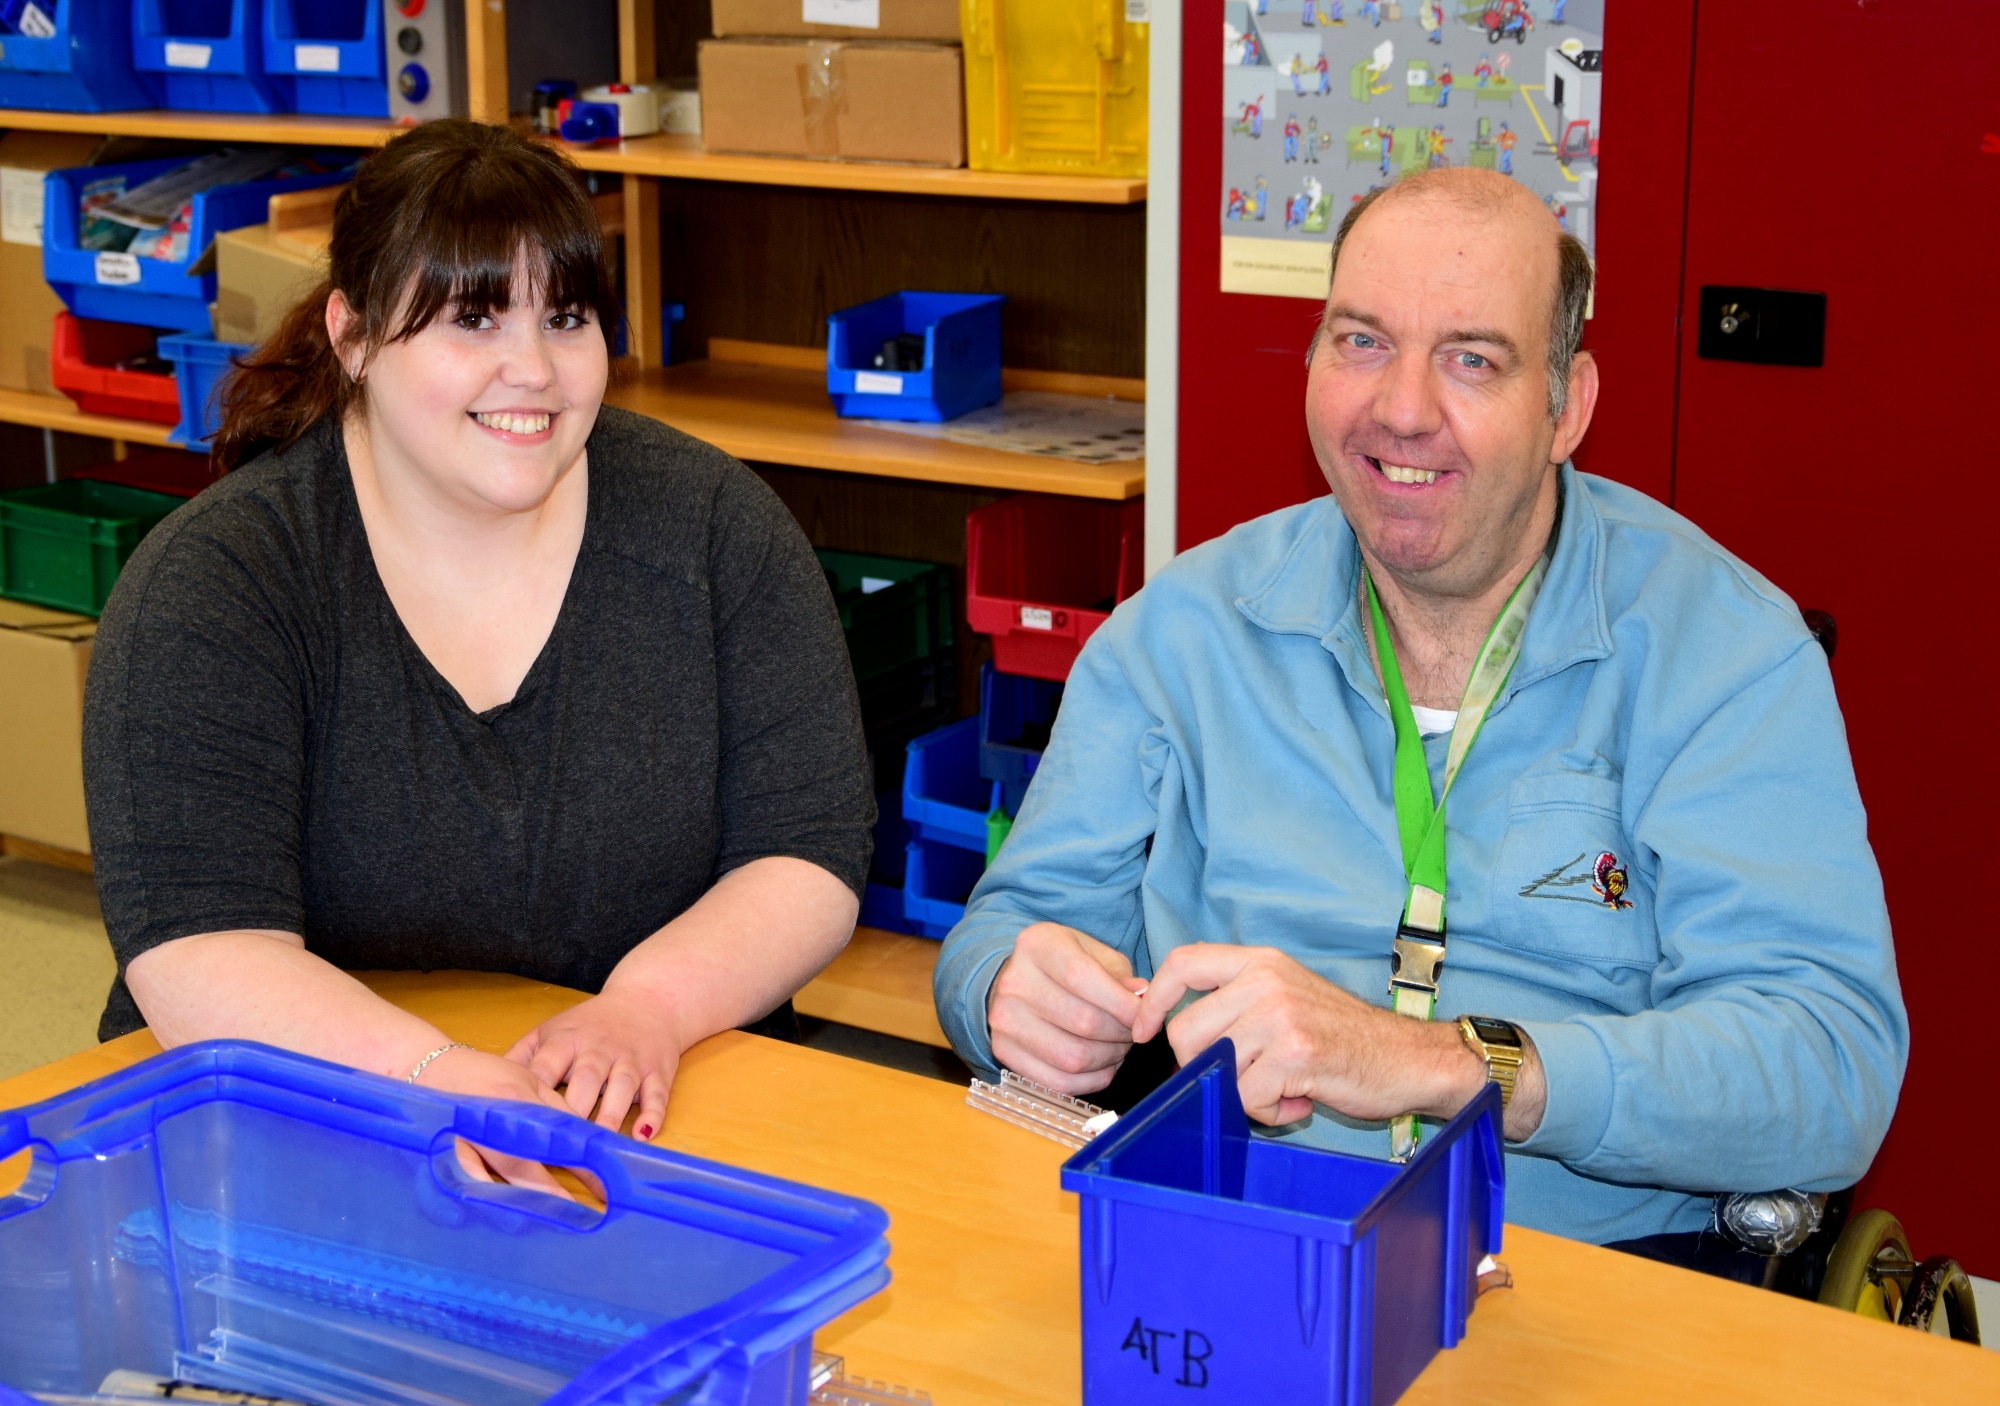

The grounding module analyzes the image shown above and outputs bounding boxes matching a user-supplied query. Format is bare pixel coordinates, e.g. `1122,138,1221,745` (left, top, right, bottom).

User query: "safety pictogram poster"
1221,0,1604,298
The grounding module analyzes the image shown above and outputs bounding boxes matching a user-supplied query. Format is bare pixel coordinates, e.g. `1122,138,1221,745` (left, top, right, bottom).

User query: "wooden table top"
3,970,1993,1405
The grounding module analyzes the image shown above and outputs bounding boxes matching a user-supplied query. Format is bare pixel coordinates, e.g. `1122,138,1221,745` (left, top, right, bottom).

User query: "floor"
0,853,1991,1343
0,855,115,1081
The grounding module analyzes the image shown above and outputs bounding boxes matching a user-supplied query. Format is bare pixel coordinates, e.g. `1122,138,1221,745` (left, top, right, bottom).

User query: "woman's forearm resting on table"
601,855,858,1046
125,930,456,1080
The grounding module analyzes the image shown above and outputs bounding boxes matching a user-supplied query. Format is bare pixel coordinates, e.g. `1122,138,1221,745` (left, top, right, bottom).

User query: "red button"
396,0,425,17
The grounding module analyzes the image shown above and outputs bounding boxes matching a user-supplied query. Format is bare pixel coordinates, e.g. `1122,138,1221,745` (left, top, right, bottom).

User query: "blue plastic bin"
133,0,291,113
904,716,1004,855
860,798,922,937
902,836,984,940
1061,1041,1504,1406
0,1041,891,1406
43,153,352,331
979,662,1064,813
0,1,152,111
158,331,247,449
262,0,385,116
826,291,1004,422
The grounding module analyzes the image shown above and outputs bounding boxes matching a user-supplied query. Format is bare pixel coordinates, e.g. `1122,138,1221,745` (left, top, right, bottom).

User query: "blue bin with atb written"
157,332,248,450
262,0,385,116
1062,1041,1504,1406
0,1,153,111
132,0,292,113
43,153,353,331
826,291,1004,423
0,1041,891,1406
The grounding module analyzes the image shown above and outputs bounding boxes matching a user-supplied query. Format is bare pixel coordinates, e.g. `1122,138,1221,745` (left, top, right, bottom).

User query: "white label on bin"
1020,606,1055,631
94,251,142,286
15,2,56,39
854,370,903,395
164,41,213,70
803,0,880,28
0,167,46,246
860,576,895,595
295,44,342,73
1125,0,1151,20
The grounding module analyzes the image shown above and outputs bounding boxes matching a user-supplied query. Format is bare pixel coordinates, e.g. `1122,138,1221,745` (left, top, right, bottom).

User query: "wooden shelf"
607,355,1144,499
566,132,1146,204
0,109,1144,204
0,388,174,447
794,926,947,1049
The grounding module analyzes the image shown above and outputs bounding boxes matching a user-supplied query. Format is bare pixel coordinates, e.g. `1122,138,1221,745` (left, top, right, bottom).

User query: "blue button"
398,62,430,104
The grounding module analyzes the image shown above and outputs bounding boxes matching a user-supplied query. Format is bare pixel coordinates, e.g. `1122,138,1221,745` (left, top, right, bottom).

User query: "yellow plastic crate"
960,0,1148,178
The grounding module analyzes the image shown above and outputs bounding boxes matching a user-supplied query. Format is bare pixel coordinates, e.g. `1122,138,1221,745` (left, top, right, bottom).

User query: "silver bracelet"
406,1042,474,1083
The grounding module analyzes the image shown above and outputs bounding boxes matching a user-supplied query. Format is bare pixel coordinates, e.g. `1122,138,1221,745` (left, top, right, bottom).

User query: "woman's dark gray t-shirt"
84,406,873,1039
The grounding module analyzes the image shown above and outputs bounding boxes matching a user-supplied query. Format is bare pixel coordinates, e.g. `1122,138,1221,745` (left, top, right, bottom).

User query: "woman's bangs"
386,170,613,342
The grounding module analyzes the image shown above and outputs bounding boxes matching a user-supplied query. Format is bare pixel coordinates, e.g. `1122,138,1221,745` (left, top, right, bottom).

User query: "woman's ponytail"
210,279,351,471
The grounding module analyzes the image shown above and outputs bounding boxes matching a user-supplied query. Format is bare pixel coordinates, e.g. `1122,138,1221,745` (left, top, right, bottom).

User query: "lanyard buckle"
1390,921,1447,997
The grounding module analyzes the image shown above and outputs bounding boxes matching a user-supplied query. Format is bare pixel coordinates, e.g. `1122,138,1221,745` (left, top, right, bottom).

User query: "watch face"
1468,1016,1520,1048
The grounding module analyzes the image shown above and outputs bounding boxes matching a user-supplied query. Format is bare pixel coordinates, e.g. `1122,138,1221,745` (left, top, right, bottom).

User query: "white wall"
1144,2,1182,578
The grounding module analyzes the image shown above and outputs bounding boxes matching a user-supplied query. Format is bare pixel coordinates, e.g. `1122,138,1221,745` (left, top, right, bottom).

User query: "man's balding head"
1317,168,1592,420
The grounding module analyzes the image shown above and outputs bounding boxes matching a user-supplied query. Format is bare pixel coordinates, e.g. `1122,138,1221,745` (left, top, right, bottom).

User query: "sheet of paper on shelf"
860,391,1143,464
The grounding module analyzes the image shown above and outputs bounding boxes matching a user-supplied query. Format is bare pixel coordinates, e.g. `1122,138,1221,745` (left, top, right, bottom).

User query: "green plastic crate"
816,548,954,685
0,481,184,616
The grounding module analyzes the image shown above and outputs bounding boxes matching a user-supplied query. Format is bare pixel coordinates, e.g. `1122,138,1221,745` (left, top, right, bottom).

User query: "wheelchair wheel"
1900,1256,1983,1344
1818,1208,1911,1322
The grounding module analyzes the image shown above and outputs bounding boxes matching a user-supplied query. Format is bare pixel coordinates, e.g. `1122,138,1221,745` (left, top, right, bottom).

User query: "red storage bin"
48,313,180,425
965,494,1144,682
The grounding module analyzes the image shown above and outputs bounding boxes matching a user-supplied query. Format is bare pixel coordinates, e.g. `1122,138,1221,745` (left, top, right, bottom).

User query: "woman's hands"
411,1045,585,1196
505,984,682,1142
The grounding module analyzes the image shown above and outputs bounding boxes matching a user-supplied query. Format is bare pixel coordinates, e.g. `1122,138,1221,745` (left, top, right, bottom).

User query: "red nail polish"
637,1125,653,1139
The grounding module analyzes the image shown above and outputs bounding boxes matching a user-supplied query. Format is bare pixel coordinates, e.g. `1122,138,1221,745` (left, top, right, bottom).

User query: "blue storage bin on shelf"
157,332,247,450
903,836,984,940
860,797,921,936
979,661,1064,814
132,0,291,113
1062,1040,1504,1406
826,291,1004,422
0,1,152,111
43,153,352,331
262,0,386,116
0,1041,891,1406
904,715,1003,855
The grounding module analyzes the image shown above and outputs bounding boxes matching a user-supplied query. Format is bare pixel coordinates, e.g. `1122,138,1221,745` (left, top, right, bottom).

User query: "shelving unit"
0,0,1146,1049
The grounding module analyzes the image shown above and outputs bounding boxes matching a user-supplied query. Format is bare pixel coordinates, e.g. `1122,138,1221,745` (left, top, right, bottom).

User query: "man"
1496,120,1517,175
934,169,1905,1257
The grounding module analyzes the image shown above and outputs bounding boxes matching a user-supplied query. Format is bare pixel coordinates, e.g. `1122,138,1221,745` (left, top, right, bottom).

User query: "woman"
83,122,873,1174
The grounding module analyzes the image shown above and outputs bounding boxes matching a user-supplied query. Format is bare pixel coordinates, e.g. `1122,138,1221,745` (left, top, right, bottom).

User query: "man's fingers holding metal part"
989,922,1145,1095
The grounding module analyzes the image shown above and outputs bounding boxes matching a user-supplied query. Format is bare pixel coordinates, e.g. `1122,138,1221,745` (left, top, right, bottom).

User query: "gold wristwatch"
1457,1015,1525,1109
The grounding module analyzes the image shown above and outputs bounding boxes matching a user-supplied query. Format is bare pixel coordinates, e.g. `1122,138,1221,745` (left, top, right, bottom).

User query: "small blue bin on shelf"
903,836,985,939
860,797,922,937
979,661,1064,814
261,0,385,116
0,1,152,111
0,1041,891,1406
1062,1041,1505,1406
132,0,292,113
826,291,1004,423
904,716,1003,855
43,154,352,331
158,332,247,450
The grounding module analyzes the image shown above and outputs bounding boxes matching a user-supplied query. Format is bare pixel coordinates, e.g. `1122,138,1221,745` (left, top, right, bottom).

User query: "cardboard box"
212,221,325,347
0,597,96,854
712,0,961,41
0,132,105,396
700,39,965,167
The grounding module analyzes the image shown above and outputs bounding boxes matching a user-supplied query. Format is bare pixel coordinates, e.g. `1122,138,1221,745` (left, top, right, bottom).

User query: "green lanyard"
1365,556,1546,1160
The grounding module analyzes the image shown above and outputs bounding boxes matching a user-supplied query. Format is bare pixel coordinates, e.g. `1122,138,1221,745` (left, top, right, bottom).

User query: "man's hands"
506,983,682,1141
987,922,1147,1094
1128,943,1546,1138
